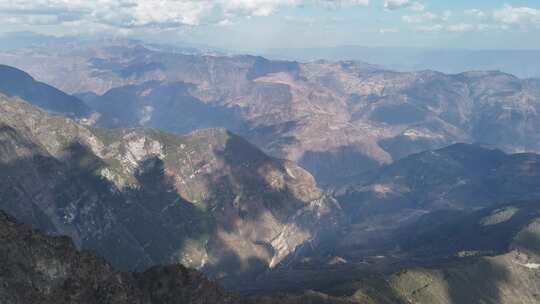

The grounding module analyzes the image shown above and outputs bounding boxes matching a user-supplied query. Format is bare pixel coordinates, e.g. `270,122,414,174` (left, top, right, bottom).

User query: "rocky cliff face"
2,41,540,185
0,93,342,286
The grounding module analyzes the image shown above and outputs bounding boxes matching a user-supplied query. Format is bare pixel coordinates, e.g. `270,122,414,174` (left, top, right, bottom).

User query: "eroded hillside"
0,93,342,286
2,41,540,185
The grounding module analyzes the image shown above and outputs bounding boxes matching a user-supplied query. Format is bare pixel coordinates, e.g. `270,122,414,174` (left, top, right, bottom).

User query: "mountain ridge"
0,92,342,287
0,64,90,118
2,43,540,186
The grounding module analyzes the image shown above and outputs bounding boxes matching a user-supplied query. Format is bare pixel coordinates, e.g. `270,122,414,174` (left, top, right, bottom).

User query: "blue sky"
1,0,540,50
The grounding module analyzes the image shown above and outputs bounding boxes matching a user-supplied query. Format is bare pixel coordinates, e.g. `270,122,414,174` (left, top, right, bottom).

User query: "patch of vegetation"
389,269,448,304
480,207,519,226
90,127,124,146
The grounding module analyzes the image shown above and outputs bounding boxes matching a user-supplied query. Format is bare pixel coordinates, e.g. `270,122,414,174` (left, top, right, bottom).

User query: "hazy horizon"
4,29,540,78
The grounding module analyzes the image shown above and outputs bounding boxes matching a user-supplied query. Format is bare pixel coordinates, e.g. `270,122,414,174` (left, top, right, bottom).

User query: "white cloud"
4,14,60,26
403,9,450,24
384,0,409,10
415,24,443,32
446,23,475,33
493,5,540,25
221,0,302,18
410,2,425,12
318,0,370,9
1,0,214,27
464,9,486,19
0,0,370,30
384,0,423,11
414,22,506,33
407,4,540,34
217,19,234,27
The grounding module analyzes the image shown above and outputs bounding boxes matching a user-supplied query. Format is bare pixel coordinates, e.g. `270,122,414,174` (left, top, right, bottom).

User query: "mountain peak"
0,65,90,118
0,94,342,287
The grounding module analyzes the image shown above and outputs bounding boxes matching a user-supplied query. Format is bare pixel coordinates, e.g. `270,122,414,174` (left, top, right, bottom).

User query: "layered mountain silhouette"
327,144,540,303
2,40,540,185
334,144,540,254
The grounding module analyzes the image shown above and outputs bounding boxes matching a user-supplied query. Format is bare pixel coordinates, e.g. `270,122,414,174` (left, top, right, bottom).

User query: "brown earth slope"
2,40,540,185
0,93,342,287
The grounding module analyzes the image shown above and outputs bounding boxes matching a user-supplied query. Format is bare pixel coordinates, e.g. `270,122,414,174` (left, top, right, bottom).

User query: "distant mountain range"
3,32,539,78
2,40,540,186
0,31,78,50
260,46,540,79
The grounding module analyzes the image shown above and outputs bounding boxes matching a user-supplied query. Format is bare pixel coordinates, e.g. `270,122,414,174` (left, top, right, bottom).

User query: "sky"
1,0,540,51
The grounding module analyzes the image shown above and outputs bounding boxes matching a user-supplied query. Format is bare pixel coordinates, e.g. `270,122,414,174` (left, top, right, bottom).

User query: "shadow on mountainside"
390,256,512,304
203,132,342,290
399,201,540,258
88,81,248,134
299,146,381,187
0,134,216,273
0,126,338,291
389,199,540,303
446,257,511,304
0,65,90,117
